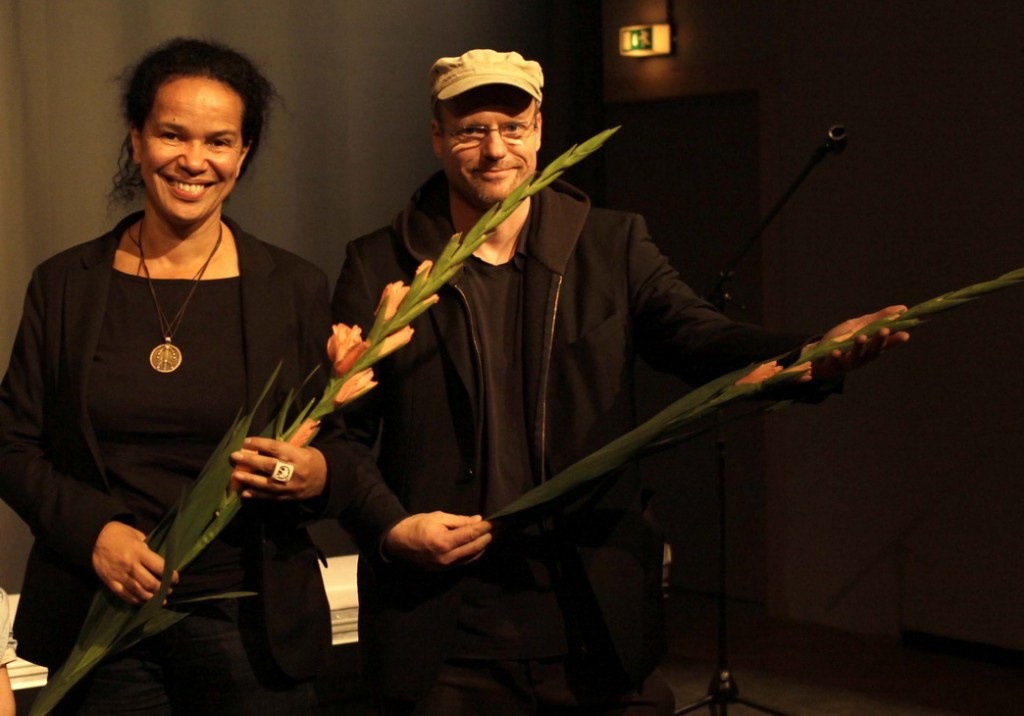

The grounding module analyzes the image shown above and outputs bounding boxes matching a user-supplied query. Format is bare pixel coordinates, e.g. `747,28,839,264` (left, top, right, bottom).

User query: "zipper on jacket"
537,275,563,482
454,283,486,481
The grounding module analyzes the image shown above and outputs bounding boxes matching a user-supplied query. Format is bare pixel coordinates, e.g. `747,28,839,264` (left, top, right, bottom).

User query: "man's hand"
806,305,911,381
383,512,493,570
92,521,176,605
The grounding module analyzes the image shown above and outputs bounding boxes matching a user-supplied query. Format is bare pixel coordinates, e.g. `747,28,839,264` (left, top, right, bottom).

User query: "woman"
0,38,390,714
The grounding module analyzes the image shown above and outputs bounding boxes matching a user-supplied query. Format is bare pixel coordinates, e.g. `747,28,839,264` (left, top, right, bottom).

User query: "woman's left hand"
230,437,327,500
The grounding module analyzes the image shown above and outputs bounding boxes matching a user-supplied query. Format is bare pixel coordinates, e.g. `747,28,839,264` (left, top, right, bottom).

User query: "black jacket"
0,213,393,677
331,174,807,698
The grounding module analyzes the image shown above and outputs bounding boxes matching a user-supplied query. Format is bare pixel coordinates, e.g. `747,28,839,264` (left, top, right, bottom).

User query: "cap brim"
435,74,541,103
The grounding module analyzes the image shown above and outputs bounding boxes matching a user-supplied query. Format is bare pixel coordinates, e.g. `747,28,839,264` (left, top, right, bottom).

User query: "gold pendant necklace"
149,340,183,373
136,218,223,373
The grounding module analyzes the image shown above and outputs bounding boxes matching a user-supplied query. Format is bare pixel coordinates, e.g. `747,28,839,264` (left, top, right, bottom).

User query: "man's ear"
431,120,444,159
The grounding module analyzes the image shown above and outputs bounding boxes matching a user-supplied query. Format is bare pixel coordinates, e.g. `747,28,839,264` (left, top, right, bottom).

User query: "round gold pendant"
150,341,183,373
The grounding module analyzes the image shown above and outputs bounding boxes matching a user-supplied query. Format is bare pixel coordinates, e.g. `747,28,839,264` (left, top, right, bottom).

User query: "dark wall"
604,93,767,601
602,0,1024,648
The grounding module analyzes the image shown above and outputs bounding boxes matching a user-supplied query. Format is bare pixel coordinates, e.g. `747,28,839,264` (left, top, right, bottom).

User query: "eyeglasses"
446,118,538,147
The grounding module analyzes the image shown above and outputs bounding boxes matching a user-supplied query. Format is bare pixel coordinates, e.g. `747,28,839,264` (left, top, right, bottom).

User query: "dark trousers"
377,658,675,716
53,599,314,716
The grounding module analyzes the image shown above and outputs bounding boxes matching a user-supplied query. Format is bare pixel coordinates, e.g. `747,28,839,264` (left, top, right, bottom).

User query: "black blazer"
0,212,393,677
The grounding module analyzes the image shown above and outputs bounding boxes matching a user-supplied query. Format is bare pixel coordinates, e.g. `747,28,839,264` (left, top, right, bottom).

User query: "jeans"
53,599,314,715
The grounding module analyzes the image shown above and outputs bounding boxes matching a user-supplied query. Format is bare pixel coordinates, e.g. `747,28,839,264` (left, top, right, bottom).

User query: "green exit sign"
619,23,673,57
626,27,654,51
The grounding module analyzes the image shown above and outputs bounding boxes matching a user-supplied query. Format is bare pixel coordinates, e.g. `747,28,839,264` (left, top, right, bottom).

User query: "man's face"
431,86,542,214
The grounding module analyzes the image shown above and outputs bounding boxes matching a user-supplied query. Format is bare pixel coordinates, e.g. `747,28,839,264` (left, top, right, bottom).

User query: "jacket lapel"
65,219,136,481
233,224,282,423
521,185,590,478
402,175,480,419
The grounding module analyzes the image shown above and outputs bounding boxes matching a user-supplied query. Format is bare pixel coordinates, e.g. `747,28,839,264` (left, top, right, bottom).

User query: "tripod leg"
672,693,714,714
674,669,737,715
674,669,794,715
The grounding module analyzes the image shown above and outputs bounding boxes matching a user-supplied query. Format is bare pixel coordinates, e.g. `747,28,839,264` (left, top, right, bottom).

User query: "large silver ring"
270,459,295,484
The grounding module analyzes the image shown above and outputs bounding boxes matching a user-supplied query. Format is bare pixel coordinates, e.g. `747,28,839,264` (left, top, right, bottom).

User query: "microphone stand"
675,125,847,716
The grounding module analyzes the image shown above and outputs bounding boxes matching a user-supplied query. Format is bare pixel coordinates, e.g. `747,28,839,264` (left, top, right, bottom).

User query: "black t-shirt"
450,237,568,660
89,271,248,598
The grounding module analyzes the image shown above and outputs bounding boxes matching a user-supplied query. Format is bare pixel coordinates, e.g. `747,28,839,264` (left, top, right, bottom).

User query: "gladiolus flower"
288,419,320,447
376,326,414,359
736,361,783,385
397,294,440,325
411,260,433,289
375,281,411,321
781,361,813,382
327,323,370,377
333,368,377,406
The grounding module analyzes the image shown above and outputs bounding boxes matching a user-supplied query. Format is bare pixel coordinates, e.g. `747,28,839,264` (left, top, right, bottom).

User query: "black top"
460,253,532,516
450,233,567,660
89,270,247,597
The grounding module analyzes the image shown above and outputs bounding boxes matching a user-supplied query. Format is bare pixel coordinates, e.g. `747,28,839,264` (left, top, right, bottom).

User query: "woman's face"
130,76,250,233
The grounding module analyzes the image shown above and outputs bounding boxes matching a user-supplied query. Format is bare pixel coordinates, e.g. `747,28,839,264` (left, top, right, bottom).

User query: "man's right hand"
383,512,493,569
92,521,176,605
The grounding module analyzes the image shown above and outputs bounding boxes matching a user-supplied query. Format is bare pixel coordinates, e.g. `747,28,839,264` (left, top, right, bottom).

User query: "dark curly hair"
111,37,276,203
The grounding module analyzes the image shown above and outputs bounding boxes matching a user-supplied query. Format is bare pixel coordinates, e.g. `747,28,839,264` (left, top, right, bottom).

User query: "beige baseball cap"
430,49,543,104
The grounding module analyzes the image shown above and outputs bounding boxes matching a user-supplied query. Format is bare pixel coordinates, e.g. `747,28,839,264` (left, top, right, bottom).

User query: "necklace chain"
135,218,223,373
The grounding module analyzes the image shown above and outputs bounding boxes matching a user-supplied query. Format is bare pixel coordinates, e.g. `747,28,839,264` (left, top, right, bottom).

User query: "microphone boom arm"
705,125,847,308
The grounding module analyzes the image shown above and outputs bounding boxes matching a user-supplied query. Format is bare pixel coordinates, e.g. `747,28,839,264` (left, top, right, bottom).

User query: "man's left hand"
805,305,911,381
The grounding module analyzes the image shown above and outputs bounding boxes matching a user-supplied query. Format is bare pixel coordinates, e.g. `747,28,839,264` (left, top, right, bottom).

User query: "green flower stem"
489,265,1024,522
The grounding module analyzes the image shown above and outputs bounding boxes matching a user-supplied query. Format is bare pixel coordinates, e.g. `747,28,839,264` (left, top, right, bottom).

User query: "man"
331,49,906,715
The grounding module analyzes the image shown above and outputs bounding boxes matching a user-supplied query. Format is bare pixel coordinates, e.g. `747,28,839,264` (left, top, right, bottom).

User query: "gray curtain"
0,0,551,591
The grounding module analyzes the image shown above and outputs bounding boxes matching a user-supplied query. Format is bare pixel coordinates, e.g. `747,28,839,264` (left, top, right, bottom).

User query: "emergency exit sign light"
619,23,673,57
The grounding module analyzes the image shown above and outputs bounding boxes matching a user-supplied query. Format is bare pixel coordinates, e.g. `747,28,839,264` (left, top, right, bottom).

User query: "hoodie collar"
397,171,591,276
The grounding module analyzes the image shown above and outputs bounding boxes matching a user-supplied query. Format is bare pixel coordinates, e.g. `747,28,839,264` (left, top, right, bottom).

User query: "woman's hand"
0,665,14,716
230,437,327,501
92,521,176,605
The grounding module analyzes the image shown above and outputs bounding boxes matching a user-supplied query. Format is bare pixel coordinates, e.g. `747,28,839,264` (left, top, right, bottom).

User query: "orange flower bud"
736,361,782,385
327,323,370,377
375,281,411,322
333,368,377,406
288,419,321,447
376,325,414,359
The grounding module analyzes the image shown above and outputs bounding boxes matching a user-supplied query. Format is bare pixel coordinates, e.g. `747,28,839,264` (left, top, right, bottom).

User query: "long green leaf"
488,266,1024,523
